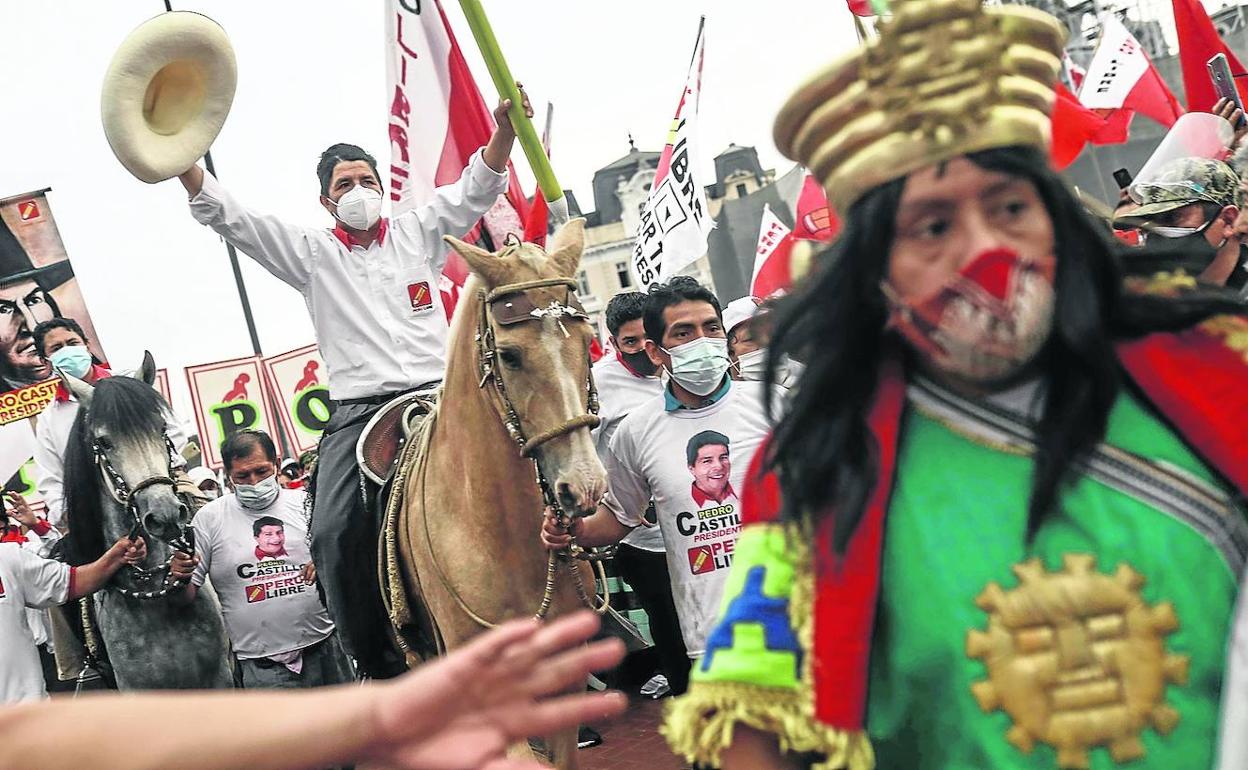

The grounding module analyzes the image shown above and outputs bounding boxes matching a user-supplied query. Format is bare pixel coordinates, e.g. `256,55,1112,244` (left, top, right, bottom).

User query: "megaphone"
101,12,237,184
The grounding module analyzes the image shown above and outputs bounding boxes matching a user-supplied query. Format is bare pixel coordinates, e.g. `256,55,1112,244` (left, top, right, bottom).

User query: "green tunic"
666,386,1243,770
869,390,1239,768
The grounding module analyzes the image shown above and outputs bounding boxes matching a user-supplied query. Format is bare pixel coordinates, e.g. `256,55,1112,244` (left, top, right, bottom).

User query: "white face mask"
234,473,280,510
328,185,383,231
663,337,731,396
734,348,769,381
201,488,220,501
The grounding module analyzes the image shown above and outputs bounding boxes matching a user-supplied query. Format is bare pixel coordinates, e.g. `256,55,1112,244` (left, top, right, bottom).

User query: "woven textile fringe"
662,681,873,769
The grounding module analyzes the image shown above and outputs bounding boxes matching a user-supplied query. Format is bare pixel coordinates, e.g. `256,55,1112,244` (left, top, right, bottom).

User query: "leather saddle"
355,389,438,486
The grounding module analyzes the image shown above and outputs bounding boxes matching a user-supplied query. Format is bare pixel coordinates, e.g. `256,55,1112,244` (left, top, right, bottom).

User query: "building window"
577,270,592,297
615,261,632,288
735,183,749,198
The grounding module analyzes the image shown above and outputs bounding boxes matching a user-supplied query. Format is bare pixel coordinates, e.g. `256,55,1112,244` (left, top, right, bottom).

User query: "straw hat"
100,12,237,184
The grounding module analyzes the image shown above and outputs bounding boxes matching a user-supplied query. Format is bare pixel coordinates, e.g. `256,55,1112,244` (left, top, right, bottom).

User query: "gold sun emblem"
966,554,1188,768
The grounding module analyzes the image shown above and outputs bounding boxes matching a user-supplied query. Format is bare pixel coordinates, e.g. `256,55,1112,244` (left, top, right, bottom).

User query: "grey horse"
60,353,231,689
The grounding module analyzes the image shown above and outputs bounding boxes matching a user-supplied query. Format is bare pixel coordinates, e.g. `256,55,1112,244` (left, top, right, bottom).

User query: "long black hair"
62,376,169,566
766,145,1246,553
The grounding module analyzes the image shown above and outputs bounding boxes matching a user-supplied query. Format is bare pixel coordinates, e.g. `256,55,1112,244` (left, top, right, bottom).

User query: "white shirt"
2,524,63,648
34,388,187,528
188,151,509,400
591,354,665,552
0,543,71,702
602,380,775,657
191,489,334,659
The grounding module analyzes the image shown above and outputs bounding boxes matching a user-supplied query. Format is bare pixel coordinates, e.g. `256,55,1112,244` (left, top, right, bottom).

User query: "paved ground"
578,696,688,770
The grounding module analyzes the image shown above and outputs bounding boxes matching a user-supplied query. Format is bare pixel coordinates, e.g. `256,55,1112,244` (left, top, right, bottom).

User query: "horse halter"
475,277,601,458
93,433,192,600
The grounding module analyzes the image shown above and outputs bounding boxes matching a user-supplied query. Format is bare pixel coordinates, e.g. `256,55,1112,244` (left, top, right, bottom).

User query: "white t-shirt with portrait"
191,489,333,659
602,380,775,657
591,354,665,552
0,543,71,702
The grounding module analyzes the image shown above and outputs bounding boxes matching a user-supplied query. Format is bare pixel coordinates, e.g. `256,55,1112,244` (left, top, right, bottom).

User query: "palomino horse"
61,354,231,689
391,219,608,769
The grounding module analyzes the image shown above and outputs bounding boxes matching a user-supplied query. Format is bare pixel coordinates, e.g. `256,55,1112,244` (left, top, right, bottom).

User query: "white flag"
1079,15,1151,109
631,20,713,287
752,204,793,298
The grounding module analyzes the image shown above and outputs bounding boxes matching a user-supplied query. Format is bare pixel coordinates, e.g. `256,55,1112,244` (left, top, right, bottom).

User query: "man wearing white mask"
186,467,221,501
723,296,803,388
174,430,352,691
32,318,187,528
541,277,777,681
176,90,532,679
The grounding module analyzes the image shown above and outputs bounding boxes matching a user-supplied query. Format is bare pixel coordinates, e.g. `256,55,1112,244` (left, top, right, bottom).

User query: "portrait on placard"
0,191,107,395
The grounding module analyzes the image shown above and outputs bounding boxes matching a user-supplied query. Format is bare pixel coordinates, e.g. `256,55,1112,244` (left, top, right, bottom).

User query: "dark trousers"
309,402,404,679
614,543,691,695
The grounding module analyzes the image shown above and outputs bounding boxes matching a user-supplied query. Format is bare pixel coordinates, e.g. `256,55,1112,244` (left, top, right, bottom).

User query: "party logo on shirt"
0,575,6,599
687,539,734,575
245,584,268,603
408,281,434,313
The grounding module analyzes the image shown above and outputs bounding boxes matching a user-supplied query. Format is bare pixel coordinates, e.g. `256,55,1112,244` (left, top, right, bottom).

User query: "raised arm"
398,86,532,271
178,164,318,291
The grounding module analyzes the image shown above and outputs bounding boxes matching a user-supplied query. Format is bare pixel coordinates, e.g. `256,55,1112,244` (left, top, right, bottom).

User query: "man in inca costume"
664,0,1248,767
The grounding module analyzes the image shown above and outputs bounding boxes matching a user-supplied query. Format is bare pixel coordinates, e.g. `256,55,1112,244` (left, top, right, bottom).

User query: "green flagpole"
457,0,567,223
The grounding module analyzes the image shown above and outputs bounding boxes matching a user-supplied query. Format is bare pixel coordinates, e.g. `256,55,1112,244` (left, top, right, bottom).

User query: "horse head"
62,352,188,564
444,219,608,517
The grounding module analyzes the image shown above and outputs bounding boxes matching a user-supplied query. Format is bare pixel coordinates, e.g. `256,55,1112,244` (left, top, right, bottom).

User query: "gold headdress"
775,0,1067,213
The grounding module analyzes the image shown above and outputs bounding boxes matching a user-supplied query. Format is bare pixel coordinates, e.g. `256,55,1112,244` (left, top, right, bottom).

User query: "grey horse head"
60,352,188,549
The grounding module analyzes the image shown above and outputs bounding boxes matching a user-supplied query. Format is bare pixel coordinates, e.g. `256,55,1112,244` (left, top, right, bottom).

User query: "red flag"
386,0,531,322
752,205,794,299
847,0,874,16
1172,0,1248,112
1051,83,1110,169
791,174,839,242
1078,16,1183,144
524,191,549,247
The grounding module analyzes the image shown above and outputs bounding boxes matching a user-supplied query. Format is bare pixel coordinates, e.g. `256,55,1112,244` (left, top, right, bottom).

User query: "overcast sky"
0,1,858,418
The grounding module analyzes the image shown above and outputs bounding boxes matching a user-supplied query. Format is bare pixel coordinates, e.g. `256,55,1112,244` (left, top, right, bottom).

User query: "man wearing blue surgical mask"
31,318,188,529
540,277,782,692
175,87,533,680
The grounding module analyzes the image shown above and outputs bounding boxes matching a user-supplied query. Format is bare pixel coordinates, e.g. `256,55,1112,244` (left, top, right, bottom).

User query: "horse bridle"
93,434,193,600
422,276,614,626
476,277,601,458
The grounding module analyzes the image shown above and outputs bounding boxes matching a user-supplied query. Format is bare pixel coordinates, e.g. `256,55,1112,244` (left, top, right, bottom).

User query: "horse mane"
62,377,169,566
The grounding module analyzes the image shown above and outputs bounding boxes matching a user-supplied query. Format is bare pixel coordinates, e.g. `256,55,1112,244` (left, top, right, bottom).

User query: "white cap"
187,466,217,487
722,296,763,337
281,458,299,471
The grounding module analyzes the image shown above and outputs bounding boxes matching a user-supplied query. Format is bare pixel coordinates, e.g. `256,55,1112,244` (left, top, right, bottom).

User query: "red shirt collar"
332,218,389,249
55,365,112,402
255,546,288,560
691,481,737,507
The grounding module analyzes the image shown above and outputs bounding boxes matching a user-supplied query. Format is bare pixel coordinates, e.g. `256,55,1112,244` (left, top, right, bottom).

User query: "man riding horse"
175,88,534,680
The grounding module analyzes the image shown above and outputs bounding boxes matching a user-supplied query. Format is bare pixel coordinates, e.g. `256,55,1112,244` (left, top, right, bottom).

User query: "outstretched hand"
3,491,37,529
364,611,626,770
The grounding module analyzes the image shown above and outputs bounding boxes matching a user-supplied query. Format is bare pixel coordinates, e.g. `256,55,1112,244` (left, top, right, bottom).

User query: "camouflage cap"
1128,157,1240,220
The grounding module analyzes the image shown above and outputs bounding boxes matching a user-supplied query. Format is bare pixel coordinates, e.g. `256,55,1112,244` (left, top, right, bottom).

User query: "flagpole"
456,0,568,223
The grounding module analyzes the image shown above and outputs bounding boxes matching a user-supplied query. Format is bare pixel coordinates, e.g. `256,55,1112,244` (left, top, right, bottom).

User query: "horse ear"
546,218,585,278
137,351,157,386
443,234,506,286
57,369,94,409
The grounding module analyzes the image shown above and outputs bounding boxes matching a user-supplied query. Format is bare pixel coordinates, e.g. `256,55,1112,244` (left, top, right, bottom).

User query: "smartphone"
1113,168,1133,190
1208,53,1246,127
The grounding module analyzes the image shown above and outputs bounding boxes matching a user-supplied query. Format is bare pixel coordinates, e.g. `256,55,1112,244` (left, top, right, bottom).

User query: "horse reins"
92,434,193,600
424,277,612,628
